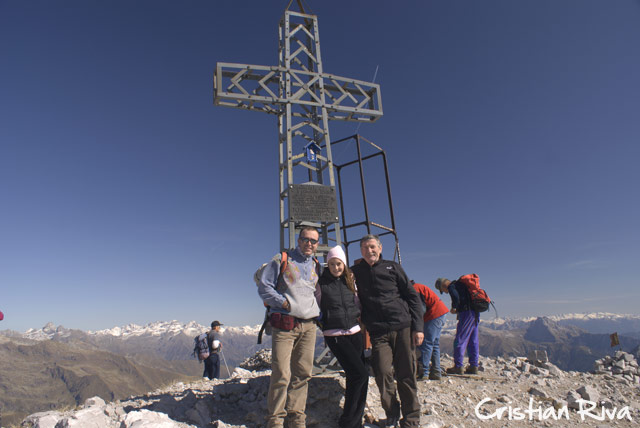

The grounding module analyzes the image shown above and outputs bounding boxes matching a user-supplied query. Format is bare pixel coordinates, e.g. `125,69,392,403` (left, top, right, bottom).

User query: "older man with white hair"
351,234,424,428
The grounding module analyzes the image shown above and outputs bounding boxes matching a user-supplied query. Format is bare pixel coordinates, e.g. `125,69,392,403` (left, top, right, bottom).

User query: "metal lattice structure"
214,4,383,254
331,134,401,264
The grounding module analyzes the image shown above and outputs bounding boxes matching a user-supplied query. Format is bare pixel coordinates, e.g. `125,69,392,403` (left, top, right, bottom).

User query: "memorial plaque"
289,184,339,223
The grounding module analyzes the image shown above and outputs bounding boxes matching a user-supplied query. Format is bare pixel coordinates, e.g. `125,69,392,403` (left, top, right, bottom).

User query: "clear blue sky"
2,1,639,332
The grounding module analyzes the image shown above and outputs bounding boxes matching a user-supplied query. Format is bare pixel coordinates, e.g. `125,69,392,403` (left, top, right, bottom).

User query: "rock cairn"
237,348,271,372
594,350,640,384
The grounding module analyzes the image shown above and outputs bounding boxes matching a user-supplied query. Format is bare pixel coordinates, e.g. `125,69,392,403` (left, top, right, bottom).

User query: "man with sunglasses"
258,226,321,428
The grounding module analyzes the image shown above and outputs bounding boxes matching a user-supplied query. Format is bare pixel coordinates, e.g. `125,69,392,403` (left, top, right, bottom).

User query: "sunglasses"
299,237,319,245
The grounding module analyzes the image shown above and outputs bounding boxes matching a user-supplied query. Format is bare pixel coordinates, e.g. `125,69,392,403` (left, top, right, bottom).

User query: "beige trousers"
266,320,317,428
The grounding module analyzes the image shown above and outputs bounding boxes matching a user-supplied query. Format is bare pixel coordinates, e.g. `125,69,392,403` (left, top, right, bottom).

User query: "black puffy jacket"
318,270,360,331
351,259,424,336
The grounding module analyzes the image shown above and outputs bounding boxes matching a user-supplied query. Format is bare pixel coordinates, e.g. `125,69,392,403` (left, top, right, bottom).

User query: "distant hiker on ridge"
316,245,368,428
435,277,480,375
351,234,424,428
257,226,321,428
411,280,448,381
204,320,223,379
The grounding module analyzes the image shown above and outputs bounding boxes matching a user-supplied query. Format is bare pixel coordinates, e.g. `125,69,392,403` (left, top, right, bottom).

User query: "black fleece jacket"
351,258,424,336
317,270,361,331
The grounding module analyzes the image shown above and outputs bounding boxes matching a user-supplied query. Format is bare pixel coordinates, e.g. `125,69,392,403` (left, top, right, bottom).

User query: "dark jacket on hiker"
448,280,472,312
207,330,220,353
203,329,221,379
351,258,423,336
317,269,361,331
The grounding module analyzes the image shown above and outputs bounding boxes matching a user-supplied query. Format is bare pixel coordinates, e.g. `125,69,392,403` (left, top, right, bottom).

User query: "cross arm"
214,62,283,115
214,63,383,122
319,72,383,122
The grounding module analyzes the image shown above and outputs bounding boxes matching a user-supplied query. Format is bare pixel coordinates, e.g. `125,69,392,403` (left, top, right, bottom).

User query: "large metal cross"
214,5,383,254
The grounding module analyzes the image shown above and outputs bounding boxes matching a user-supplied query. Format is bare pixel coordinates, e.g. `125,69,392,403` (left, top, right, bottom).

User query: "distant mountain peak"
523,316,589,343
23,323,75,341
87,320,263,339
89,320,205,338
547,312,640,322
523,317,559,343
43,322,57,332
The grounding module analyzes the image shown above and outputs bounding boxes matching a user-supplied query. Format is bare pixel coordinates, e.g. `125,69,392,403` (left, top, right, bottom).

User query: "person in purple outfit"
434,277,480,375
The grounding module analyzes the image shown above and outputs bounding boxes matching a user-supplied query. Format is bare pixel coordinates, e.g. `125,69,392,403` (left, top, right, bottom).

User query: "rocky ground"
20,350,639,428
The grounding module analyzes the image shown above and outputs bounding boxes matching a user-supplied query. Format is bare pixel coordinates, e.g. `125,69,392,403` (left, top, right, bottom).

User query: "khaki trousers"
371,327,421,428
267,320,316,428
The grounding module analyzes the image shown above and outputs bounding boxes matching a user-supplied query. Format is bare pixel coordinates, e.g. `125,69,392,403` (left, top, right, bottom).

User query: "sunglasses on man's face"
299,237,319,245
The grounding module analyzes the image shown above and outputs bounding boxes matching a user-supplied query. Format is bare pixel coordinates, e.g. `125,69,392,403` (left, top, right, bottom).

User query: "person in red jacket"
411,281,448,380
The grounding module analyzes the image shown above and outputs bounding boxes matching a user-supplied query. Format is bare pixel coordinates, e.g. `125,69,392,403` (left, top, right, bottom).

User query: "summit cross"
213,5,383,253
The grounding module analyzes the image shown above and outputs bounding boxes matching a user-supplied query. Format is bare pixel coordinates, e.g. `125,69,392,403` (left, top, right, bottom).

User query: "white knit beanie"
326,245,347,266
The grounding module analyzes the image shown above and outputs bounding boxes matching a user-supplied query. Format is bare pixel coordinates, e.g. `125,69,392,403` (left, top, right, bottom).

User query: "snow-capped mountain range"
473,312,640,334
18,312,640,342
22,320,262,341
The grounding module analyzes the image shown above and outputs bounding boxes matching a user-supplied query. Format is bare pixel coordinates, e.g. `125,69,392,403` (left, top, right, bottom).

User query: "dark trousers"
371,327,420,428
203,353,220,379
325,333,368,428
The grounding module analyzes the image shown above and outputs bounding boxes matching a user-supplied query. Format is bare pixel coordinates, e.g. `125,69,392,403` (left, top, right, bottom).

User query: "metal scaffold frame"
328,134,401,264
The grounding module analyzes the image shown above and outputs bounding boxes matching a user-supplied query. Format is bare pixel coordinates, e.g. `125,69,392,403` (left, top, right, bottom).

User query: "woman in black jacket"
316,245,368,428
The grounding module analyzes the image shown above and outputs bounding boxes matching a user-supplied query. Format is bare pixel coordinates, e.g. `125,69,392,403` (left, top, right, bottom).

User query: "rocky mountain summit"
21,350,639,428
6,314,640,426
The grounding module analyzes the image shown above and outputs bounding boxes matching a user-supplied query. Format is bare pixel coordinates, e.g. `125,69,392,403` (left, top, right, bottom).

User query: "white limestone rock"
576,385,600,402
567,390,582,410
122,409,196,428
528,387,548,398
20,411,62,428
82,397,106,408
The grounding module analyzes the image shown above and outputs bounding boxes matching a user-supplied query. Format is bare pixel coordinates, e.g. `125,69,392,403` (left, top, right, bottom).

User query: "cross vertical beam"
280,10,336,252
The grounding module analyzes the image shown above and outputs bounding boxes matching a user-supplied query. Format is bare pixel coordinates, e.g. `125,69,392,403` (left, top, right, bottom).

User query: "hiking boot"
428,372,441,380
464,365,479,375
416,372,425,380
445,366,463,375
380,415,399,428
